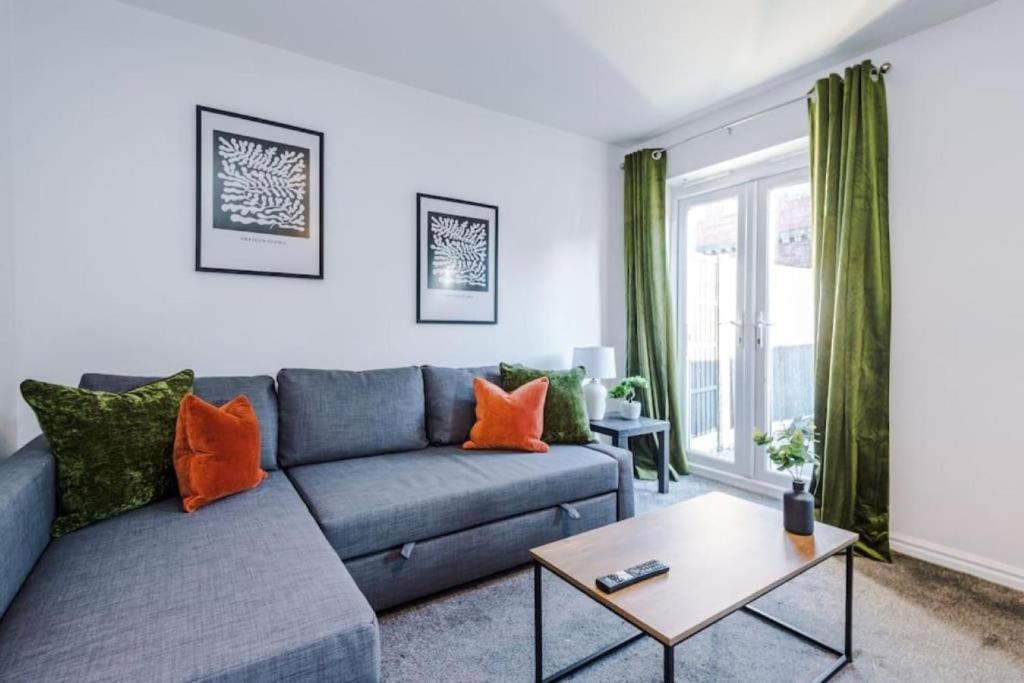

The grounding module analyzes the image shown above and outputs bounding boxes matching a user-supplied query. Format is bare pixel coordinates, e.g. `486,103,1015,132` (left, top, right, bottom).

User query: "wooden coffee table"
530,492,857,682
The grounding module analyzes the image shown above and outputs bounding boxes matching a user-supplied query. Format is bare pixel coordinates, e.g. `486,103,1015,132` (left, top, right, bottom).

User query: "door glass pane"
685,196,738,461
765,182,814,478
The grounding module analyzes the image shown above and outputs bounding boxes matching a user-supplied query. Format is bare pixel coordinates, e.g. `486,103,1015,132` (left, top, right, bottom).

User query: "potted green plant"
753,418,819,535
608,376,648,420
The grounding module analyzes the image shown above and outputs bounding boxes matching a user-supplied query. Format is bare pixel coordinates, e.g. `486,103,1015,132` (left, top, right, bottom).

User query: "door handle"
755,316,773,348
722,320,743,345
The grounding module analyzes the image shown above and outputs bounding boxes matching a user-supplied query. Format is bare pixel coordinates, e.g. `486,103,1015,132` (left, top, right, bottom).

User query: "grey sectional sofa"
0,365,635,681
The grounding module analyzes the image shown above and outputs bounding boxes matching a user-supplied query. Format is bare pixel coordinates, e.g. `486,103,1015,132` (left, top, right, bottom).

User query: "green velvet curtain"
623,150,687,479
809,60,891,561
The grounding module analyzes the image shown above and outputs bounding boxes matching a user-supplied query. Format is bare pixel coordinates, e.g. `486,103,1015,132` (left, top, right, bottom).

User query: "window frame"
670,141,811,494
753,167,814,488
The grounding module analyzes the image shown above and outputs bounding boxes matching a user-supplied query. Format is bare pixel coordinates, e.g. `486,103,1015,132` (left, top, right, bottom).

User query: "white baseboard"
688,463,786,500
890,533,1024,593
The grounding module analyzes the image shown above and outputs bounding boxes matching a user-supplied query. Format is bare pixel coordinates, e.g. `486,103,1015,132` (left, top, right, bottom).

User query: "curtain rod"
620,62,891,168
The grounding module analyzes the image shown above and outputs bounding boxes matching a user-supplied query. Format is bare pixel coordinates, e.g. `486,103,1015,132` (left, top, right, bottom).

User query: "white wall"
641,0,1024,588
9,0,621,445
601,146,627,377
0,0,16,457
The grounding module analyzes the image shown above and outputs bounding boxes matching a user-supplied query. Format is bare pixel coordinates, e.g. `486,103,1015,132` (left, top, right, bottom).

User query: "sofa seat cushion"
287,445,619,560
0,472,379,683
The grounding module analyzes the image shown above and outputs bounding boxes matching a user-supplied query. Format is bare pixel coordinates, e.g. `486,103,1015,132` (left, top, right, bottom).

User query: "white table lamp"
572,346,617,420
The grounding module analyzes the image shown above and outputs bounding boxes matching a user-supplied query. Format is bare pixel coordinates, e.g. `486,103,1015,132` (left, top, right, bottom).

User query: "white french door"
675,164,813,488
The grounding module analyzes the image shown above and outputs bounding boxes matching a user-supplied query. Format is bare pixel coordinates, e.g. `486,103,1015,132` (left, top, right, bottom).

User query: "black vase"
783,480,815,535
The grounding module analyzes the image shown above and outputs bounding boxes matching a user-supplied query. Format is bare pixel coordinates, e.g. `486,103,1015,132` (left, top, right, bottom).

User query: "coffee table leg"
532,560,649,682
663,644,674,681
845,545,853,662
534,563,543,683
658,430,670,494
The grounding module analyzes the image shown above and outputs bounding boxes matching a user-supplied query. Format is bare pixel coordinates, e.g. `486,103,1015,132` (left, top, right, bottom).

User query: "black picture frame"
416,193,499,324
195,105,325,279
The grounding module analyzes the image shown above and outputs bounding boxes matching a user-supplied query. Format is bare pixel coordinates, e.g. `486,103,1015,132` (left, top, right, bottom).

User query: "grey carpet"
378,477,1024,681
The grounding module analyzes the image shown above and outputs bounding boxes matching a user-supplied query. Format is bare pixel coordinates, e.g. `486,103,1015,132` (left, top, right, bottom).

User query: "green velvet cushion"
20,369,194,536
499,363,593,444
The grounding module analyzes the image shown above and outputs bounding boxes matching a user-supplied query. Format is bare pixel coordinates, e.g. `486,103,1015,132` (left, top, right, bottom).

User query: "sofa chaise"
0,365,635,681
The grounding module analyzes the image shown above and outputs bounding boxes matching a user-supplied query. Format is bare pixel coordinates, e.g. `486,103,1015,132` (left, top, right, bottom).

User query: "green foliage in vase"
608,376,648,403
752,418,819,483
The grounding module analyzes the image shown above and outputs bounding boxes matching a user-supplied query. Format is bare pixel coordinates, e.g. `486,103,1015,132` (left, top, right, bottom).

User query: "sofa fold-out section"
0,472,379,682
287,444,619,560
348,492,618,610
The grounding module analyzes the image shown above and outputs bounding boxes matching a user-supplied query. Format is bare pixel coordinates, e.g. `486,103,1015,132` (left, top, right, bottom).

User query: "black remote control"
596,559,669,593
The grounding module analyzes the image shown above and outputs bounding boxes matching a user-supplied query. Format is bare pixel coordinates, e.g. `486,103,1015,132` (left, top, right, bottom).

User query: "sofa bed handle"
400,542,416,559
559,503,581,520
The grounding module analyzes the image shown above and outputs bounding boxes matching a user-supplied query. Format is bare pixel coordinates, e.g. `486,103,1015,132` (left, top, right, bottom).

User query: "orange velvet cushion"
173,394,267,513
463,376,549,453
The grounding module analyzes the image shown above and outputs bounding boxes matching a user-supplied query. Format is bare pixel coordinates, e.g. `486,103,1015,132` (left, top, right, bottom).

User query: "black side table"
589,416,671,494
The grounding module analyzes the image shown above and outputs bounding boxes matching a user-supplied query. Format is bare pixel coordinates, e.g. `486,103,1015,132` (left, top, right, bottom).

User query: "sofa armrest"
0,435,56,618
584,442,635,520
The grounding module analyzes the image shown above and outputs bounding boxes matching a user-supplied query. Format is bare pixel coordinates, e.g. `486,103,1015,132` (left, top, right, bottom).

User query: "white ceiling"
115,0,995,144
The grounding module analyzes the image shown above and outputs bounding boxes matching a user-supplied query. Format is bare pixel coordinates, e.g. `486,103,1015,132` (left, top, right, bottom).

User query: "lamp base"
582,379,608,420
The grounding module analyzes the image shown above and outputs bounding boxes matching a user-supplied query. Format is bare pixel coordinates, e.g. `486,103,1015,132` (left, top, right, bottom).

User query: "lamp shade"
571,346,616,379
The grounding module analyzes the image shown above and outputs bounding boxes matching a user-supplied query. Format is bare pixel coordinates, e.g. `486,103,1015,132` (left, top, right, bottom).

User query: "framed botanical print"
196,106,324,278
416,193,498,324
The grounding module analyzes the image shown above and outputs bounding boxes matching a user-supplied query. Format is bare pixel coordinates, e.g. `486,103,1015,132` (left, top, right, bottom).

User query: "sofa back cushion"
79,374,280,470
277,367,427,467
422,365,500,446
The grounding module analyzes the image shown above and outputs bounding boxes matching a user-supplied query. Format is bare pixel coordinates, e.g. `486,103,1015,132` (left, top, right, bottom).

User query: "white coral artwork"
213,131,310,237
428,212,489,291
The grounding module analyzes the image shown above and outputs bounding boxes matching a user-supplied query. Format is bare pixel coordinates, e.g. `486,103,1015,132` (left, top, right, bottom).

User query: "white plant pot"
621,401,642,420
